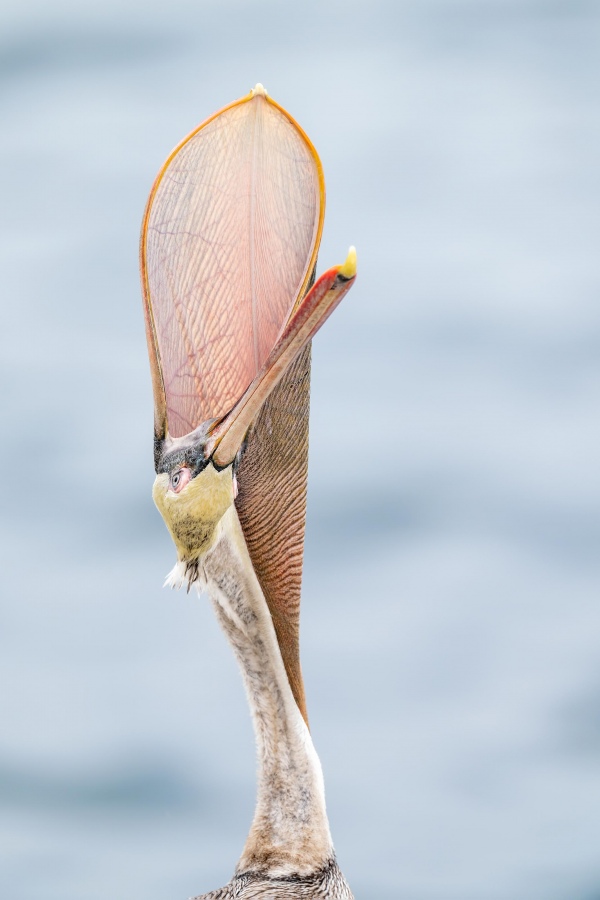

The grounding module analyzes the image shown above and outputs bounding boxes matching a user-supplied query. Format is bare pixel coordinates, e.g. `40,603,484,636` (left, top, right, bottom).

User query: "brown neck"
201,506,333,877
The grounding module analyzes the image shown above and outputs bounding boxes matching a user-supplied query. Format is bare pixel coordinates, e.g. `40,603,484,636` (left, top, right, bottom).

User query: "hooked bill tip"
338,245,357,279
251,83,268,98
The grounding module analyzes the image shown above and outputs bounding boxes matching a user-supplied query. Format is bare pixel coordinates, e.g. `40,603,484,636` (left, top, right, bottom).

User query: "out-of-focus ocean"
1,1,599,898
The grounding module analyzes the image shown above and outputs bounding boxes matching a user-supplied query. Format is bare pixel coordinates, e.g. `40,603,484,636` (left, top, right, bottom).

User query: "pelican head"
152,430,235,572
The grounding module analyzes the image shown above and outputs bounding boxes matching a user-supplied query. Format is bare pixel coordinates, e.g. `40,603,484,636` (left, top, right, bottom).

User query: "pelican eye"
169,466,191,493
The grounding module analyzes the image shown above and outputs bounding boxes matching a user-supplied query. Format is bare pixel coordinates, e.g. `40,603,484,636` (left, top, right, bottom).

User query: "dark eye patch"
154,421,215,476
156,445,209,478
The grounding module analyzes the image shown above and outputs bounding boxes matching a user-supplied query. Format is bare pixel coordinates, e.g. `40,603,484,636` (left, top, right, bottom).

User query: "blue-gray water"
1,1,599,898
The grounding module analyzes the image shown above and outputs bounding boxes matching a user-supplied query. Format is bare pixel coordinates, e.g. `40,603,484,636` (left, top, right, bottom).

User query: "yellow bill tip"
338,245,357,279
251,83,269,98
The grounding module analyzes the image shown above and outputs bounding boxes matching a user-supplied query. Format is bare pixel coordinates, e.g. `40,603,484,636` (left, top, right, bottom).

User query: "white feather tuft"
163,559,205,594
163,560,186,590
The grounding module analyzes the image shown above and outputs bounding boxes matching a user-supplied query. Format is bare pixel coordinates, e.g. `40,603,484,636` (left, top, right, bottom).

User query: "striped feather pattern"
235,343,311,724
193,857,354,898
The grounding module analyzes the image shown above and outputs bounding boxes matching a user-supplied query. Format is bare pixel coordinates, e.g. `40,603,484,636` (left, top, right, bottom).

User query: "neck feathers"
200,506,333,878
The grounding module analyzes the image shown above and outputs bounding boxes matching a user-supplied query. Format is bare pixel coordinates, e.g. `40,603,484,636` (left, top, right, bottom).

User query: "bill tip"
251,83,268,98
339,245,357,279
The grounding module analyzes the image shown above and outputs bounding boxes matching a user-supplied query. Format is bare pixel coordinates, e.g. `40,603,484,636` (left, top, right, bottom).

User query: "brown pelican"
140,84,357,899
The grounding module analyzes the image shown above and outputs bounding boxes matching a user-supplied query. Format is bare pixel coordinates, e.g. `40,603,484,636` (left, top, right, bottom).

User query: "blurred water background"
1,1,599,898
